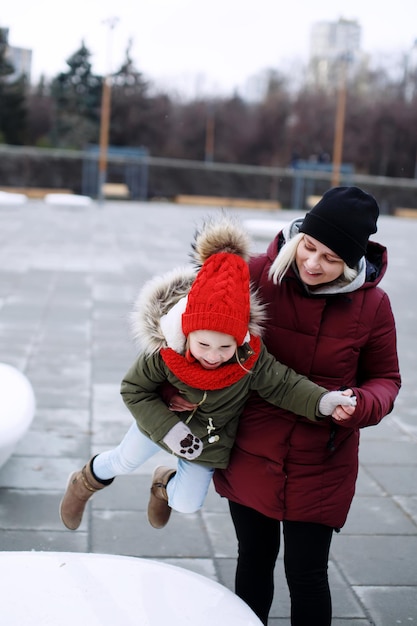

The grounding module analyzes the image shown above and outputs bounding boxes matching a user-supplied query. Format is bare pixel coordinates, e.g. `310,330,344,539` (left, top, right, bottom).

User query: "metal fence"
0,144,416,213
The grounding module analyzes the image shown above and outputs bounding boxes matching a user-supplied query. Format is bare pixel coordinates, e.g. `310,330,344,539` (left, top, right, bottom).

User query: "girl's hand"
319,390,356,416
332,389,356,422
163,422,202,459
168,393,198,413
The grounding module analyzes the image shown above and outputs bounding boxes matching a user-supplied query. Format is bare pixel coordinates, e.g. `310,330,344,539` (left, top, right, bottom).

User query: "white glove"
319,391,357,416
163,422,203,460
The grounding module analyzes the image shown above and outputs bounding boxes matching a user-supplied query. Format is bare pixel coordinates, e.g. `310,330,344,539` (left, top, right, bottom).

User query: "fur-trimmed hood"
130,215,266,355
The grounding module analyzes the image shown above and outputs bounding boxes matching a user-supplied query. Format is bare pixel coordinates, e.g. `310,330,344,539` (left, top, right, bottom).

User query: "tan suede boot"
59,457,114,530
147,466,176,529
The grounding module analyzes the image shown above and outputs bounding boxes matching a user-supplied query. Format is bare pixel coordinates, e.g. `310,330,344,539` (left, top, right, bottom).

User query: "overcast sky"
2,0,417,97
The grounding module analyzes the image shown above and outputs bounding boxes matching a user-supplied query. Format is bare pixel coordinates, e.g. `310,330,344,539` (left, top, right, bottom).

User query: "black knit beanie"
299,186,379,268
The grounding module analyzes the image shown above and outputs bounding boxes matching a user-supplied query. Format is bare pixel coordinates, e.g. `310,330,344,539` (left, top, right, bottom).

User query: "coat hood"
130,214,266,355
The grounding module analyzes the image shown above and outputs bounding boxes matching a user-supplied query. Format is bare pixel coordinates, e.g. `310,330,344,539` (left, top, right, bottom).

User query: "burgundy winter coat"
214,231,401,529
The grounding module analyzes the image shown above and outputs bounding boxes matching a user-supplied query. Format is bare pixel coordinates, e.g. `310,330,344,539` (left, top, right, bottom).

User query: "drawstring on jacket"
326,423,339,452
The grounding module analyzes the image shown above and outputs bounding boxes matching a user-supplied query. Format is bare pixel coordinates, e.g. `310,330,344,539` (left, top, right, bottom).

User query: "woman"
213,186,401,626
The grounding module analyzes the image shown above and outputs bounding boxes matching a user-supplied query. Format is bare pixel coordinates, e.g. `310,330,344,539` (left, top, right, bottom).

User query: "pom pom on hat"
182,252,250,345
299,186,379,268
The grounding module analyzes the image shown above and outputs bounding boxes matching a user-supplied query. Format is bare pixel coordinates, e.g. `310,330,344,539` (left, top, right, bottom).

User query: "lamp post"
205,103,215,163
331,54,348,187
97,17,119,205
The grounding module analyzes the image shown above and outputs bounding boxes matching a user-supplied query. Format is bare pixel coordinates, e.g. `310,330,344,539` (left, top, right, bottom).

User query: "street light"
331,54,348,187
204,102,215,163
97,17,119,205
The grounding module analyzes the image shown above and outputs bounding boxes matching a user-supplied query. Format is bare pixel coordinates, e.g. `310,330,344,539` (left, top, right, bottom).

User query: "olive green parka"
121,216,328,469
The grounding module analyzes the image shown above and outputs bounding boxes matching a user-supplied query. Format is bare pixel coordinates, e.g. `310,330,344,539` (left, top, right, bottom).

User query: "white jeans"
92,423,214,514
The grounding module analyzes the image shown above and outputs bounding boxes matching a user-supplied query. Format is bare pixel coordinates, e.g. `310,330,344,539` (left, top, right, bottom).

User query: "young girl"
59,215,355,531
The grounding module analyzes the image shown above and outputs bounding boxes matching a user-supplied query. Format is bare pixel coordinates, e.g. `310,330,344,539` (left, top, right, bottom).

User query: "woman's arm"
158,381,198,412
333,292,401,428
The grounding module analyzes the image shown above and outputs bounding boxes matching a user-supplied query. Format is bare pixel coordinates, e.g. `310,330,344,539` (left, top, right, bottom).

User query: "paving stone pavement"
0,198,416,625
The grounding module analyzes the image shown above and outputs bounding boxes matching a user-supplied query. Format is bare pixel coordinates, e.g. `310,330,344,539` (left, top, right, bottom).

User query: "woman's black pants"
228,500,334,626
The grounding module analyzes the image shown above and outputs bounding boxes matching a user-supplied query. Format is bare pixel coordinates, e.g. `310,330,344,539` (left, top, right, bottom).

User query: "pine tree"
0,27,27,144
50,41,102,148
110,40,172,152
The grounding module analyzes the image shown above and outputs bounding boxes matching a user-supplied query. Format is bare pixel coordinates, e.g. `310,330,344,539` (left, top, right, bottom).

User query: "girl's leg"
60,423,161,530
283,520,333,626
93,422,161,480
166,459,214,513
228,500,281,626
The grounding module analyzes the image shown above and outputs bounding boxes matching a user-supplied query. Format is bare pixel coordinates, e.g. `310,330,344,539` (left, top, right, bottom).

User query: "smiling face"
188,330,237,370
295,234,345,287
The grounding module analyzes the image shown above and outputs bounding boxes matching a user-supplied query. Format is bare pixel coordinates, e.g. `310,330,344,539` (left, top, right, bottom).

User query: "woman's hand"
168,393,198,413
332,389,356,422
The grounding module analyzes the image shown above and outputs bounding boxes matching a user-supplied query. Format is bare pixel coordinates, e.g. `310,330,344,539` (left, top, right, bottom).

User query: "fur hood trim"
130,214,266,355
130,266,196,355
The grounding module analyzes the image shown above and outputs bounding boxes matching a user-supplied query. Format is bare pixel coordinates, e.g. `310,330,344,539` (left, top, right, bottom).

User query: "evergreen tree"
50,41,102,148
0,27,27,144
110,41,172,153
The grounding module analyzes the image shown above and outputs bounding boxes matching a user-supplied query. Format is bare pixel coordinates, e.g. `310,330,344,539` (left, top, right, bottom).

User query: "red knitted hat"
182,252,250,345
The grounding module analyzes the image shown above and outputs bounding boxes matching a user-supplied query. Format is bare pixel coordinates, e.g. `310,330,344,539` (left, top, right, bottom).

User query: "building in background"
0,27,32,82
404,39,417,102
307,18,364,89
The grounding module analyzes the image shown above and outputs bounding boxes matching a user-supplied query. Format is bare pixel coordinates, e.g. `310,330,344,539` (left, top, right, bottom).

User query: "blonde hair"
268,233,358,285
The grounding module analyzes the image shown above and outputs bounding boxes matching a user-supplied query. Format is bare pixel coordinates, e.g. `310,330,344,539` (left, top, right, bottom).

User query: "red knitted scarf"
160,335,262,390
